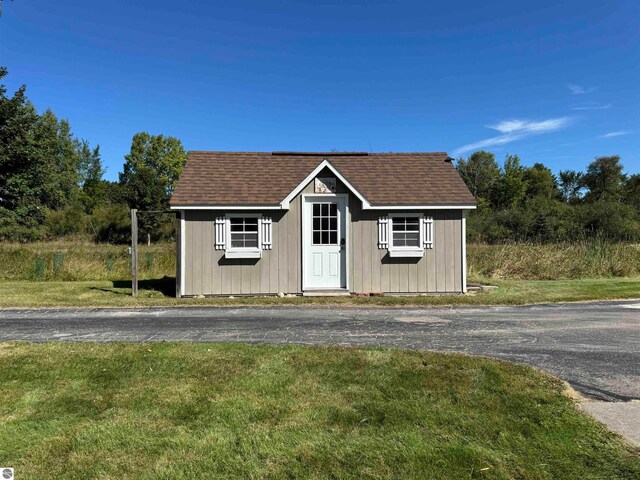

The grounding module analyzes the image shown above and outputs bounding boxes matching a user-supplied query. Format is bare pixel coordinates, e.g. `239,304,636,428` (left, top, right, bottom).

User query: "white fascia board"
365,205,477,210
280,159,371,209
170,205,283,210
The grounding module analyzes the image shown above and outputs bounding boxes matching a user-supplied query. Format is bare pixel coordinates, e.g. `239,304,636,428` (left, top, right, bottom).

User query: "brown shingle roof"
170,151,476,207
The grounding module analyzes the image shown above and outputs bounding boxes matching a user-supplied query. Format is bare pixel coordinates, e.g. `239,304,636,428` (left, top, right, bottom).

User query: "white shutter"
261,217,272,250
378,216,389,249
423,216,433,249
215,217,226,250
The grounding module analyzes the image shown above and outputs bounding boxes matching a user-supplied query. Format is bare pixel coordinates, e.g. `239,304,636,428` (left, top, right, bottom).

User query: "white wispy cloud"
571,103,611,111
568,83,597,95
599,130,631,138
454,117,572,156
487,118,571,134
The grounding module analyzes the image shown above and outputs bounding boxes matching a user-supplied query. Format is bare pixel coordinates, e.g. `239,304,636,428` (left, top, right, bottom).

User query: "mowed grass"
0,343,638,479
0,277,638,307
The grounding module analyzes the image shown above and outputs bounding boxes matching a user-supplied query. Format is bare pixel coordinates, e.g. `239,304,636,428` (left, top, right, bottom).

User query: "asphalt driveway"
1,300,638,402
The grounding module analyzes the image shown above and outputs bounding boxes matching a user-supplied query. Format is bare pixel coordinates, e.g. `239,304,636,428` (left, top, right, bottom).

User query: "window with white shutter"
378,213,432,257
215,214,272,259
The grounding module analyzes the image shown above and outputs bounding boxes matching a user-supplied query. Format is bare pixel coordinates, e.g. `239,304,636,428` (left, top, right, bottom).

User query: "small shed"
170,151,476,297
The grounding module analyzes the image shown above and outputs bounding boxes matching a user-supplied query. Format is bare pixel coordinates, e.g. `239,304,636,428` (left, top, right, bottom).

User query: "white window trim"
224,213,262,259
388,213,425,258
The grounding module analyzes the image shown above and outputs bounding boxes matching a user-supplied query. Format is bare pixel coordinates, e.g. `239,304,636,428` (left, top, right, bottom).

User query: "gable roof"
170,151,476,209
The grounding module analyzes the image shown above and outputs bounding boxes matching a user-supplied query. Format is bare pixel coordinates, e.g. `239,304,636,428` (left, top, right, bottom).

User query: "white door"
303,196,347,289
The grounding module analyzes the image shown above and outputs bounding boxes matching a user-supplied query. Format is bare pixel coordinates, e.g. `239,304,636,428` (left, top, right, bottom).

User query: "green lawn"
0,277,638,307
0,343,638,479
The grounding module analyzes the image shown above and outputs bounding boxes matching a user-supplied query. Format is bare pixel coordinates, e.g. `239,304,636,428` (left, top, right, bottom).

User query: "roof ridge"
187,151,450,156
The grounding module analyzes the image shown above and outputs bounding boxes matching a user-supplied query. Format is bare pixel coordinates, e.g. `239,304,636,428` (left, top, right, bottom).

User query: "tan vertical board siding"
434,211,447,292
348,208,463,294
452,211,462,290
181,168,331,295
445,212,456,292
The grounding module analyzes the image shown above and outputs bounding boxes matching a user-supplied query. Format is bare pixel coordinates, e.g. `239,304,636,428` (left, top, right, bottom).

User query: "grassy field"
0,240,637,307
0,277,638,307
0,343,638,479
468,241,640,280
1,240,639,282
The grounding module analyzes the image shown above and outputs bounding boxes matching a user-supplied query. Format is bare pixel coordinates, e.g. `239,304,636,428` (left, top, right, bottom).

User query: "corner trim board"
180,210,185,297
462,210,467,293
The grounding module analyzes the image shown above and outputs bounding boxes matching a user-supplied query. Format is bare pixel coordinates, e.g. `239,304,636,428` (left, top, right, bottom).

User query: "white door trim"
301,193,349,291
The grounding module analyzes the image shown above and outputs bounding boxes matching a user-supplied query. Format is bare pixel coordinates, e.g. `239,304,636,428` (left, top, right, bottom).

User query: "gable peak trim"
280,159,371,209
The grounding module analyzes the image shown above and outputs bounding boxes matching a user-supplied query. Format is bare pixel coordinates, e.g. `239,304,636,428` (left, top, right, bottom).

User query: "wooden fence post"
131,208,138,297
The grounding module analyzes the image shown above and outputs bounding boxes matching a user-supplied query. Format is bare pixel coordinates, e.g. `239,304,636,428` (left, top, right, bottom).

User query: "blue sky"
1,0,638,180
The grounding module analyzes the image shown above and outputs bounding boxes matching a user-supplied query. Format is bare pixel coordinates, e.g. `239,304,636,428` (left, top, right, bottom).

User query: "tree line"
457,151,639,242
1,68,638,244
0,68,186,243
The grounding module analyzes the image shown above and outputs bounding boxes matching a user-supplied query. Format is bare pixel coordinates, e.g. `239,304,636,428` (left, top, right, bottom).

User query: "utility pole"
131,208,138,297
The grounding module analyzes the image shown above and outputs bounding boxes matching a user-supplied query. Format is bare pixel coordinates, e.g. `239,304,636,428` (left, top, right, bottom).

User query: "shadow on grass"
90,277,176,297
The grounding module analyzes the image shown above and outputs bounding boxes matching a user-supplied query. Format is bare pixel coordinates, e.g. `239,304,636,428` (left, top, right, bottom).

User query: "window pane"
230,223,244,232
244,236,258,248
313,204,320,216
322,203,329,216
313,232,321,244
393,233,406,246
313,218,320,230
329,218,337,230
245,219,258,231
330,203,337,216
405,222,419,231
405,232,420,246
322,231,329,244
231,237,244,248
392,218,406,232
230,217,243,226
329,232,337,244
321,218,329,230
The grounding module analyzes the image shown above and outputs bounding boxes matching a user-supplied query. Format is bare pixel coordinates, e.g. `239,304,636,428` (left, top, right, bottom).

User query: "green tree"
0,68,92,239
119,132,187,240
496,154,526,208
523,163,557,200
456,151,501,203
120,132,186,197
583,156,626,202
624,174,640,211
78,142,107,213
558,170,584,204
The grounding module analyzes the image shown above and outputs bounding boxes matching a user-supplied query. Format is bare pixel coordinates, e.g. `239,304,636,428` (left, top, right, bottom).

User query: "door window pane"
311,202,339,245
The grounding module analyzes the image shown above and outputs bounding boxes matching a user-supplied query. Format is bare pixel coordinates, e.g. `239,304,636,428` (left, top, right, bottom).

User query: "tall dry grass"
468,241,640,280
0,240,176,281
0,240,638,282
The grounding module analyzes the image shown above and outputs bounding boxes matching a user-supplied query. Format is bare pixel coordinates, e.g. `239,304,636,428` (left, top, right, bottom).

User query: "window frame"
388,213,424,257
225,213,262,259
